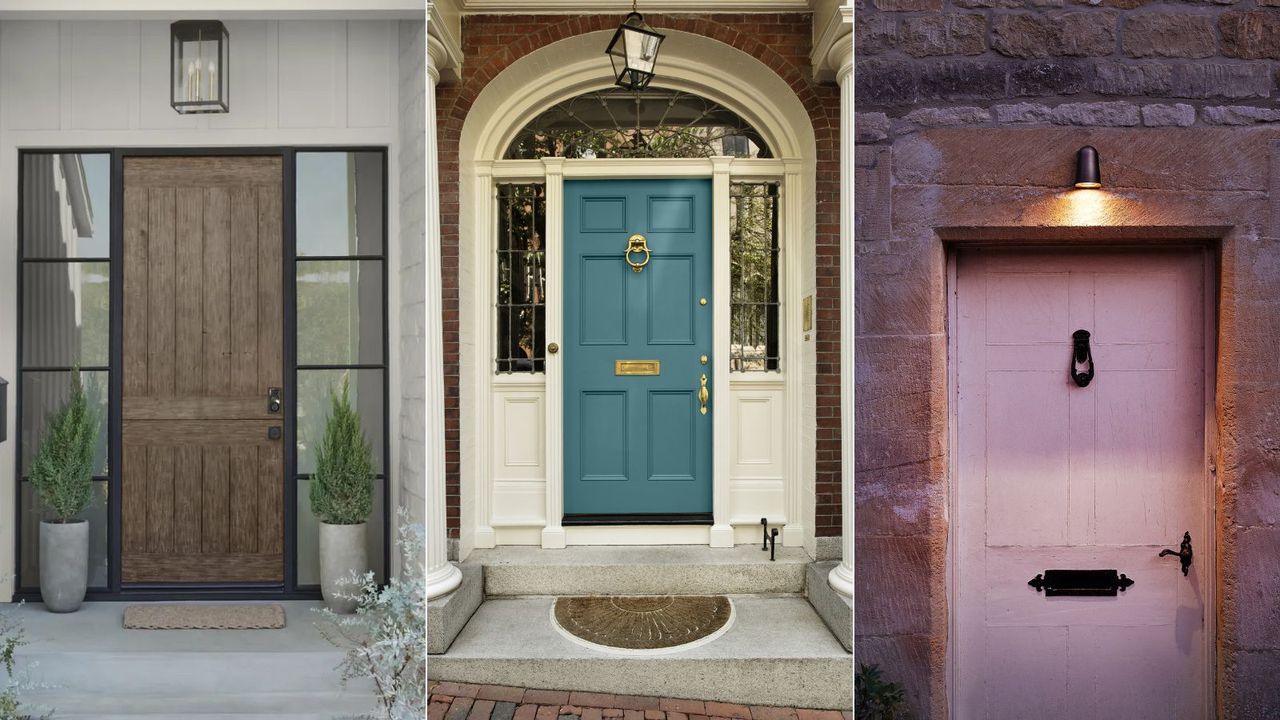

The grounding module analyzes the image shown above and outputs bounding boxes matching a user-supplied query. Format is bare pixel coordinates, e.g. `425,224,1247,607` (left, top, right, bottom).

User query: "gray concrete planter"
40,520,89,613
319,522,368,614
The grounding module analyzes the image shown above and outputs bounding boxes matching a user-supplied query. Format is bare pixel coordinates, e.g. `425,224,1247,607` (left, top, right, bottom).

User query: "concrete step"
429,595,852,709
32,691,376,718
10,601,378,718
467,545,810,596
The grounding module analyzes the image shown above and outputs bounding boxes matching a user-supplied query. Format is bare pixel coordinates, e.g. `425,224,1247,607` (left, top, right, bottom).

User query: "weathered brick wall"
856,4,1280,718
435,14,843,540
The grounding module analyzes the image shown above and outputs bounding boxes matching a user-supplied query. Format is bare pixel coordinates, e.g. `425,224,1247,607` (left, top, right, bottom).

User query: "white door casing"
456,31,819,553
951,248,1214,719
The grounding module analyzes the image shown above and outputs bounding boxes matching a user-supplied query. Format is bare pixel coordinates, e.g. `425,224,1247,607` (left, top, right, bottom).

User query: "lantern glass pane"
624,27,659,74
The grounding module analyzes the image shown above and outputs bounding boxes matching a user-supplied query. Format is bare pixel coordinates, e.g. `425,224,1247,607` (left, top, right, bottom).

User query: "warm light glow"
1074,182,1102,189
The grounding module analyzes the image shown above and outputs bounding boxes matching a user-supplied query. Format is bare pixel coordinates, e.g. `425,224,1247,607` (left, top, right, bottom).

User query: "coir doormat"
123,604,286,630
552,595,732,652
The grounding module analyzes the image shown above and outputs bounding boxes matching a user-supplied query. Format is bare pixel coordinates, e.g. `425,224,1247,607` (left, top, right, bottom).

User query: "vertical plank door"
122,156,284,584
954,248,1209,719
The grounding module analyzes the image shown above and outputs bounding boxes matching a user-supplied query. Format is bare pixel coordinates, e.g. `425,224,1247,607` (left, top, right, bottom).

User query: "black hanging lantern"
605,4,665,91
1074,145,1101,189
171,20,229,114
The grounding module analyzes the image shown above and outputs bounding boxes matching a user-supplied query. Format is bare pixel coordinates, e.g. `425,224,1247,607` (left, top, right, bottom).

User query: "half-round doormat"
551,595,734,655
123,604,285,630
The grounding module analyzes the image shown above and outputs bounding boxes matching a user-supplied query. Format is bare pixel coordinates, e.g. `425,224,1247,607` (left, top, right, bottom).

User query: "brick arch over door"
434,13,842,540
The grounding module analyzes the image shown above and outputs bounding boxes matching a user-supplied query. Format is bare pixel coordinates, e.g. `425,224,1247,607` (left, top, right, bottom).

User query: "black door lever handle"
1159,531,1193,576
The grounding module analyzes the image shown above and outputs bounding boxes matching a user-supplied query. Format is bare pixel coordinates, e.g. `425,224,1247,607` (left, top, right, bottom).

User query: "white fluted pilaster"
828,17,854,599
426,33,462,600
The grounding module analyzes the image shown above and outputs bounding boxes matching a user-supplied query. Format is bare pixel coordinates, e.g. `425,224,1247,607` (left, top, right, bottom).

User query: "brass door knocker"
625,234,650,273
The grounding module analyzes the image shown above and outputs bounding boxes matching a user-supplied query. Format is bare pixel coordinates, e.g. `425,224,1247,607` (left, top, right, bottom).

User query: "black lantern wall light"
1074,145,1101,189
605,1,666,91
171,20,229,114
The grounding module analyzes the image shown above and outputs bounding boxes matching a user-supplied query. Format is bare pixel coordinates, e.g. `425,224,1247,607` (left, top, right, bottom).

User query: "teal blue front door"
563,179,713,518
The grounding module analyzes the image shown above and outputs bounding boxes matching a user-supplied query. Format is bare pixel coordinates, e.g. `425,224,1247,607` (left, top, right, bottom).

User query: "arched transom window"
505,87,771,160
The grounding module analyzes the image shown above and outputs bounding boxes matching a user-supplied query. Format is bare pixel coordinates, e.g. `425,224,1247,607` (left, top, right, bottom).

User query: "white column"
542,158,567,550
426,33,462,600
828,23,854,598
710,156,735,548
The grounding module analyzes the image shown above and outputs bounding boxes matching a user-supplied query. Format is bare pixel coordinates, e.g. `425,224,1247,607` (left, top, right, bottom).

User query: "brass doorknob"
548,342,559,354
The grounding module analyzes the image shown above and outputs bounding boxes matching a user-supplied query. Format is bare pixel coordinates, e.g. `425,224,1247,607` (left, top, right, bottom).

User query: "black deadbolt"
1071,329,1095,387
267,426,282,441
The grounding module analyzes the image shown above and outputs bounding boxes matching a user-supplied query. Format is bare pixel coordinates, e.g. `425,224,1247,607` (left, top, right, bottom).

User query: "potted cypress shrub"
29,370,98,613
311,377,375,614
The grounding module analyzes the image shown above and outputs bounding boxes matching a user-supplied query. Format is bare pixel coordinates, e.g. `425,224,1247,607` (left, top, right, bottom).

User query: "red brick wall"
435,13,842,538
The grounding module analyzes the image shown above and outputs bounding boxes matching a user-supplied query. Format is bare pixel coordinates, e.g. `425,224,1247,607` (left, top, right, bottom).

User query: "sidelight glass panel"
296,260,384,366
295,476,386,587
19,480,109,590
729,183,780,372
295,152,384,257
21,153,111,259
20,370,109,477
22,262,111,368
296,368,385,475
496,183,546,373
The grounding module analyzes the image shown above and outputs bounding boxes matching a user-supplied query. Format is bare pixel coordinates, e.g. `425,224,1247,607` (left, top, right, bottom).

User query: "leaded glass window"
496,183,547,373
730,182,780,372
506,88,770,160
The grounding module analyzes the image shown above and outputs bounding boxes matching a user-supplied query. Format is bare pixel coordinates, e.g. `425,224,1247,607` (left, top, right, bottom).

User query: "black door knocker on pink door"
1071,329,1095,387
1159,531,1193,576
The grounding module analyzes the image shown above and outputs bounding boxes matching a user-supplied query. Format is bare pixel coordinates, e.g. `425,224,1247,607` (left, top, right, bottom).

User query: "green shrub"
855,663,907,720
316,513,425,720
29,370,98,524
310,376,374,525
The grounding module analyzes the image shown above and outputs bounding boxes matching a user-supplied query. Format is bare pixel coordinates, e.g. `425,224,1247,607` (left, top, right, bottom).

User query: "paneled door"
121,156,284,583
563,179,713,517
954,248,1210,718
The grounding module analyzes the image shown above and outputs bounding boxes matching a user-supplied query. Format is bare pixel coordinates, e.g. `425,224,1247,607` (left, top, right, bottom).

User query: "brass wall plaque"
802,295,813,332
615,360,661,376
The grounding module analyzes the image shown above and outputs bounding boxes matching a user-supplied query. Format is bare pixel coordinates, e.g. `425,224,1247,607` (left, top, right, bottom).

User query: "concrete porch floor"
6,600,377,719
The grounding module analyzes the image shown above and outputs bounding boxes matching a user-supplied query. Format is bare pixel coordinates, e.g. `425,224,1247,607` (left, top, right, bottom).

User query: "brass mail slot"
615,360,661,376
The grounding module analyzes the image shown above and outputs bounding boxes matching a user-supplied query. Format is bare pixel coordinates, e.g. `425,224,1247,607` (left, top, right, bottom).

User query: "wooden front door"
121,156,284,584
562,179,713,517
954,248,1210,718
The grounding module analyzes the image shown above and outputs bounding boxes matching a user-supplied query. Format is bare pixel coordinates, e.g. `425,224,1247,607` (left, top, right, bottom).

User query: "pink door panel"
954,249,1209,720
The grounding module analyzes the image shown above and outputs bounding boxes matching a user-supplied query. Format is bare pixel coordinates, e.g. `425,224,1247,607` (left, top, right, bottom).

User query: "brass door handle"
698,374,709,415
625,234,650,273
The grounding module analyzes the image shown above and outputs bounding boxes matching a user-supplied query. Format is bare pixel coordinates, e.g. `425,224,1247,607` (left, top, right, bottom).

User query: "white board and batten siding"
0,20,398,138
488,378,789,545
953,248,1212,719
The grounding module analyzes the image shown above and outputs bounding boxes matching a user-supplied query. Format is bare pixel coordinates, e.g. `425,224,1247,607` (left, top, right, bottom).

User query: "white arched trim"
456,29,819,557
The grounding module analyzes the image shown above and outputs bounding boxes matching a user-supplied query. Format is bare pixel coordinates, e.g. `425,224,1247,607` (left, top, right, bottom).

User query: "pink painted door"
954,249,1211,719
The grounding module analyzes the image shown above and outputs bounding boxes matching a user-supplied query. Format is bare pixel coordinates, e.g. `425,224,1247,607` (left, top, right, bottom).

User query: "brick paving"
428,682,852,720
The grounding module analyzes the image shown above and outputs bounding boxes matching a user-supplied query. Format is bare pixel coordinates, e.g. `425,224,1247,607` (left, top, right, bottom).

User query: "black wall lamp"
171,20,229,114
1074,145,1101,189
605,1,665,91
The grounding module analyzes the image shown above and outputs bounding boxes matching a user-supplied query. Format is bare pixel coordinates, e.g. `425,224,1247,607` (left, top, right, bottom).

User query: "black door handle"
1159,531,1193,576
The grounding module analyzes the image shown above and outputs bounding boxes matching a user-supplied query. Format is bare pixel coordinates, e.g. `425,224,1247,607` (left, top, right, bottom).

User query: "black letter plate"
1028,569,1134,596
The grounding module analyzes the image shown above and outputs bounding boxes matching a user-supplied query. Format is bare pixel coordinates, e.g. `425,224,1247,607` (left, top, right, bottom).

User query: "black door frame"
14,146,391,601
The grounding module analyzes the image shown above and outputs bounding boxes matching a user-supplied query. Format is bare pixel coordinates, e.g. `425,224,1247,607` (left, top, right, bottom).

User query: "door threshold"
562,513,714,526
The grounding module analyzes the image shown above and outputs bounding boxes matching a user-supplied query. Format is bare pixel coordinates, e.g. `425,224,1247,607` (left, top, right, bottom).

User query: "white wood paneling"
490,384,547,528
67,22,140,130
277,20,346,129
346,20,392,129
207,20,275,130
0,20,395,135
1,22,61,130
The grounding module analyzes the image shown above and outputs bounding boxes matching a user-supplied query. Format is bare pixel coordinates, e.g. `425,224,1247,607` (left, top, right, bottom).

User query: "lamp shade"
1074,145,1101,188
605,12,665,91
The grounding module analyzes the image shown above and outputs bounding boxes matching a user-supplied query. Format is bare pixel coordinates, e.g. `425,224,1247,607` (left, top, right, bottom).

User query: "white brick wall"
397,20,427,529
